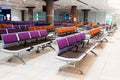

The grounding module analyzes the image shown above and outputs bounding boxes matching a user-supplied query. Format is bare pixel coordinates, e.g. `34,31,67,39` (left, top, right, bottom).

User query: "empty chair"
28,27,36,31
20,25,26,31
36,26,41,30
56,37,69,55
85,25,91,30
18,32,31,46
7,28,17,33
39,30,48,37
0,29,7,40
29,31,40,43
56,28,63,35
2,33,18,45
74,33,82,42
18,32,30,41
66,35,76,46
13,25,20,31
30,31,40,39
80,33,86,40
1,33,25,64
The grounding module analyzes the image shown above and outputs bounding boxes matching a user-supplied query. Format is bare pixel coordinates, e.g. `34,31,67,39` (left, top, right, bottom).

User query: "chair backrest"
2,33,18,44
0,29,7,35
39,30,48,37
19,25,26,31
80,32,86,40
56,37,69,50
28,27,36,31
18,32,30,41
85,25,91,30
7,28,17,33
5,26,13,29
56,28,63,34
74,33,82,42
66,35,76,46
13,25,20,30
30,31,40,39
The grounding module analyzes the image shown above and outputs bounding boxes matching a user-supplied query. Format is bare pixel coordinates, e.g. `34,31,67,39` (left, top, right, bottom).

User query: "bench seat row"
1,30,55,64
55,32,98,74
28,26,54,31
56,26,77,36
89,28,101,38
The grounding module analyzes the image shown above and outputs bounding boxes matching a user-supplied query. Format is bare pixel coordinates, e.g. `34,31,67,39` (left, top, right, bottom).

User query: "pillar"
70,6,78,24
82,9,90,23
45,0,54,25
21,10,25,21
26,6,35,21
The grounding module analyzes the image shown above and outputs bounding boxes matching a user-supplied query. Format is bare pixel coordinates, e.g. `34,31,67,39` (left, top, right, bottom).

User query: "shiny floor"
0,29,119,80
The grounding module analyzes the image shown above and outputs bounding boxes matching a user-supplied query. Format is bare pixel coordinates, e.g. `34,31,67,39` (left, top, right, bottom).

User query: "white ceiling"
0,0,119,13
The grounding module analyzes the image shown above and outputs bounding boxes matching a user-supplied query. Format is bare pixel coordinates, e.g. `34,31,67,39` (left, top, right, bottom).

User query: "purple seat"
80,33,86,40
7,28,17,33
13,25,20,31
30,31,40,39
39,30,48,37
57,37,68,50
0,29,7,40
0,29,7,35
85,25,91,30
66,35,76,46
18,32,30,41
19,25,26,31
2,33,18,44
105,25,109,31
74,33,82,42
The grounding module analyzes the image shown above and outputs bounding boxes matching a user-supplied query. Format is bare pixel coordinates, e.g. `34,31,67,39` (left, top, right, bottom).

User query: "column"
82,9,90,23
70,6,78,24
26,6,35,21
45,0,54,25
21,10,25,21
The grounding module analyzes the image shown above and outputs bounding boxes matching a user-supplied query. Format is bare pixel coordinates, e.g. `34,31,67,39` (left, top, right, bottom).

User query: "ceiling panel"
0,0,119,13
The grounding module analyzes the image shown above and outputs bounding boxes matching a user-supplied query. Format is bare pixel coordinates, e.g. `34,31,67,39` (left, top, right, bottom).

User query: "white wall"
10,8,107,23
11,9,21,21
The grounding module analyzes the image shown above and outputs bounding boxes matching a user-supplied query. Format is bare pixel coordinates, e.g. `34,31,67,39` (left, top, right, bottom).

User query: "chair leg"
90,50,97,56
58,62,84,75
36,46,40,53
104,38,108,42
82,42,85,48
8,53,25,64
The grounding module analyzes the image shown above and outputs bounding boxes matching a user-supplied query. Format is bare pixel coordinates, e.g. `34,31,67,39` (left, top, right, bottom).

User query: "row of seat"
0,28,19,40
56,32,99,74
0,23,13,29
2,30,48,47
56,32,86,55
1,30,55,63
55,26,77,35
89,28,101,38
91,23,97,27
76,23,84,27
28,26,54,31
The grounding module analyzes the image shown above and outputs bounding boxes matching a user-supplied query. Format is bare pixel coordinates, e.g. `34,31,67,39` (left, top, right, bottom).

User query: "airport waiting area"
0,0,119,80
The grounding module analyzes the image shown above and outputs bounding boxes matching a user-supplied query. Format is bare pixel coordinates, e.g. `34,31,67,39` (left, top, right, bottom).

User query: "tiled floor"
0,29,119,80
